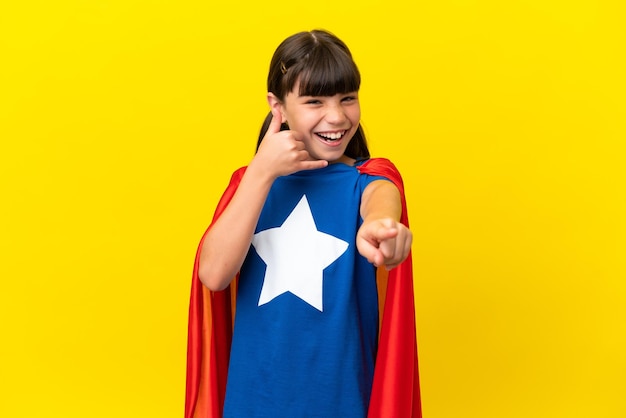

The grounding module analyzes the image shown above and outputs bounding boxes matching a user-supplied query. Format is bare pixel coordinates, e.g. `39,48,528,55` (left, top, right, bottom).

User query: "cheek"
349,108,361,126
297,115,320,131
285,110,311,128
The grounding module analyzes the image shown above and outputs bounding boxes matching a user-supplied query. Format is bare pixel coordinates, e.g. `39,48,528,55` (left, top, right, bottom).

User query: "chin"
324,152,352,164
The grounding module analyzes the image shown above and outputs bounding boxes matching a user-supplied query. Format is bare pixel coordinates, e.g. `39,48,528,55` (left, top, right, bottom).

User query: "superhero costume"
185,158,421,418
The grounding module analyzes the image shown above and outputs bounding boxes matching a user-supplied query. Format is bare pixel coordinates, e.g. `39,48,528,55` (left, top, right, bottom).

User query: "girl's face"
272,85,361,164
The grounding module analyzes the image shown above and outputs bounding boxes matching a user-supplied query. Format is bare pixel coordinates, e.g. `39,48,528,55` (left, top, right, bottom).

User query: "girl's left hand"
356,218,412,270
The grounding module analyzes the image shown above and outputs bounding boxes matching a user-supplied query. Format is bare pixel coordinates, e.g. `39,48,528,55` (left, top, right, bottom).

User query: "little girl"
186,30,421,418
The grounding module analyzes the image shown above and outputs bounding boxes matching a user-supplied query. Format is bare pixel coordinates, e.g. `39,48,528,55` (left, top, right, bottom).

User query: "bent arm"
198,162,275,291
198,111,327,291
357,180,412,270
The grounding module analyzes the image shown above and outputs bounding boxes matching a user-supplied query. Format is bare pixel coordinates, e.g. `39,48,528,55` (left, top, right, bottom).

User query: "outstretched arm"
357,180,412,270
198,111,327,291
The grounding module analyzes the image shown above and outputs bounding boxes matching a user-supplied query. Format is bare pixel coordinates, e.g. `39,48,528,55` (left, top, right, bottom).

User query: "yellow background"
1,0,624,417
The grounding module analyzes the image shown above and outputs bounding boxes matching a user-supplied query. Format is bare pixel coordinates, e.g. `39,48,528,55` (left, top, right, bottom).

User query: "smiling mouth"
315,130,347,142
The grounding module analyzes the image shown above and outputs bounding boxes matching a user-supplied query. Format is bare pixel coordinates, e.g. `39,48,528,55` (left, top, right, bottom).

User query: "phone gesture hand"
254,110,328,178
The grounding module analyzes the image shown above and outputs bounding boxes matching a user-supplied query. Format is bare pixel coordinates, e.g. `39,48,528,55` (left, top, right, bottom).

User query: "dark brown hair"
257,30,370,159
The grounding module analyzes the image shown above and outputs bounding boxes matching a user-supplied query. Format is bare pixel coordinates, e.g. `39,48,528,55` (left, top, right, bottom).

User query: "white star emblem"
252,195,349,311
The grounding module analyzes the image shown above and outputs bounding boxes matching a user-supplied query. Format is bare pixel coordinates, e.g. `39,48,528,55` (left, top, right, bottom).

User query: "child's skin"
198,86,412,291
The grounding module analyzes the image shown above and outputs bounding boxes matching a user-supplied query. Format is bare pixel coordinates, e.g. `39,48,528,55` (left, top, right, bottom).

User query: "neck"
329,155,356,166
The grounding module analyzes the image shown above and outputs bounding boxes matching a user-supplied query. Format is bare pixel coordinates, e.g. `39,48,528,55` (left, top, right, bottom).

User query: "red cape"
185,158,422,418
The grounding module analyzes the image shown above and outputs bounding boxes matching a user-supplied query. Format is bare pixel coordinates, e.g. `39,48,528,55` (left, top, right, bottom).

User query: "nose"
325,103,347,125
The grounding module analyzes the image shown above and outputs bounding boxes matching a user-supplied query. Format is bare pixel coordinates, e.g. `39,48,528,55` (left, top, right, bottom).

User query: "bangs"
296,50,360,96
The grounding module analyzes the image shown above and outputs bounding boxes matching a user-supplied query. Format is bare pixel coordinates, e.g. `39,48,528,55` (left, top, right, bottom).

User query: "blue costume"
224,162,386,417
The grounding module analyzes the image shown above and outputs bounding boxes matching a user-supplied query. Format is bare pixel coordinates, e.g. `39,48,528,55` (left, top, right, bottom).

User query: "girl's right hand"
251,110,328,179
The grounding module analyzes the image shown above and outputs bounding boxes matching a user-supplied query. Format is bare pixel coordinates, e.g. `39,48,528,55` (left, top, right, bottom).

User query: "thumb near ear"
268,109,283,135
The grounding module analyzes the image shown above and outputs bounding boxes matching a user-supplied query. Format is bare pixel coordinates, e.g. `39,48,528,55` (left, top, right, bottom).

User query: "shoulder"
357,158,402,180
357,158,405,194
357,157,398,171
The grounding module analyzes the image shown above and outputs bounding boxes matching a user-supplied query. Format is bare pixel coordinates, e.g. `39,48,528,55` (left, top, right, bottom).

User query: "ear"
267,93,287,124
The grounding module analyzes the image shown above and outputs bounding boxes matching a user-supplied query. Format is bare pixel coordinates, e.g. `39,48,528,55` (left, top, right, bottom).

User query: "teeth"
317,131,345,140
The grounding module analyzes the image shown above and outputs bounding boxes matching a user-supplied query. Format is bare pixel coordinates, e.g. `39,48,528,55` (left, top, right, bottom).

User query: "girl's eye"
306,99,322,105
342,96,357,102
